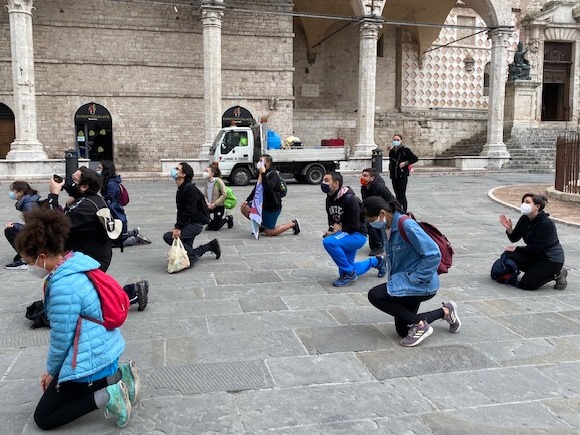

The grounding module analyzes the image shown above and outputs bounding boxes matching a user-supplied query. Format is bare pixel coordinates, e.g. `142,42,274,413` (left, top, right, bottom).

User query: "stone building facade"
0,0,578,173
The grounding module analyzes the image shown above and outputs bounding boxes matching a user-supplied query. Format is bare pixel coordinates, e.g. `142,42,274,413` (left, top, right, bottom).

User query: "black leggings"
507,251,563,291
391,177,409,212
4,226,21,261
207,206,227,231
34,374,110,430
368,284,444,337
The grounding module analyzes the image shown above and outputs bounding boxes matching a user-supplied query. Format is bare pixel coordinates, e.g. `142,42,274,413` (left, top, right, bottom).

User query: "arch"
74,103,113,163
0,103,16,159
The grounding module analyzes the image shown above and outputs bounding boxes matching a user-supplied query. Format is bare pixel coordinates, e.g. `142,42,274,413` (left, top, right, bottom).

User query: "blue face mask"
392,140,401,147
369,217,387,230
9,191,16,201
320,182,331,194
170,168,179,179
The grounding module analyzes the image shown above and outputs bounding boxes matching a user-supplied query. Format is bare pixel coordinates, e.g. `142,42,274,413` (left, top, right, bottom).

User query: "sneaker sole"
128,360,141,403
401,326,433,347
137,281,149,312
332,275,358,287
447,300,461,333
116,381,132,428
5,265,28,270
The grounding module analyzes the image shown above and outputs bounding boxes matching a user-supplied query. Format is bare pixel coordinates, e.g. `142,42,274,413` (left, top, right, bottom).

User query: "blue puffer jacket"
386,212,441,297
16,193,41,213
44,252,125,383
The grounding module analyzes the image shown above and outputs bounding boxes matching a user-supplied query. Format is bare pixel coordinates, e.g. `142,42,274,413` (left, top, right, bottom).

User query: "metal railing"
555,134,580,194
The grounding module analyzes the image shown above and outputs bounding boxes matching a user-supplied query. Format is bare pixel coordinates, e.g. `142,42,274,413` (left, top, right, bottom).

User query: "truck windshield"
210,130,224,156
221,131,248,155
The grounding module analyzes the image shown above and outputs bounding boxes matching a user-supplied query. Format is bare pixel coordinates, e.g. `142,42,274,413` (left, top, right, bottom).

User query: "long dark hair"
363,196,404,218
10,181,38,196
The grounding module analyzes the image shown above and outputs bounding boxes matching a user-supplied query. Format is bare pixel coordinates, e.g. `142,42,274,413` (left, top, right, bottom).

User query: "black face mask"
63,178,81,197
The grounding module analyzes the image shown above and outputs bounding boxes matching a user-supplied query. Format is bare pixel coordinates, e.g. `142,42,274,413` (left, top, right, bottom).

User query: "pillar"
200,0,224,158
481,29,511,159
6,0,46,160
353,18,382,157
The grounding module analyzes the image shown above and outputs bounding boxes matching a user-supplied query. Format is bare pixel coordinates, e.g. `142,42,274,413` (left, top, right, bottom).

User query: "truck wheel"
305,165,325,184
230,167,251,186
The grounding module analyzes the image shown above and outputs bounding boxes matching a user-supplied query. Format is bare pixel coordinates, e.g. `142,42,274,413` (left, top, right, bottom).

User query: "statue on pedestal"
508,42,531,81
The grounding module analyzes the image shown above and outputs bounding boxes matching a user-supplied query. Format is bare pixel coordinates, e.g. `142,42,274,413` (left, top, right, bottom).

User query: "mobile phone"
53,174,63,183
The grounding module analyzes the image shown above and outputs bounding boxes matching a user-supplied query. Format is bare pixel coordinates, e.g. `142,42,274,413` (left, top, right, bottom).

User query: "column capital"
200,0,225,24
358,18,383,39
6,0,34,14
487,28,512,46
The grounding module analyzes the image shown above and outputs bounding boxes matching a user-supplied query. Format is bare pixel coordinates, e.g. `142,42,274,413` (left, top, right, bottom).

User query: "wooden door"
0,120,15,158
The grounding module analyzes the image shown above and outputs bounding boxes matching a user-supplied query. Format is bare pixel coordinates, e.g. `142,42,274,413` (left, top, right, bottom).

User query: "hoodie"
326,186,367,235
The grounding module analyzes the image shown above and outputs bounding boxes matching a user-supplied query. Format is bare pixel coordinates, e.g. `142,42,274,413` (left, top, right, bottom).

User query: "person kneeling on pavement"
364,196,461,347
163,162,220,268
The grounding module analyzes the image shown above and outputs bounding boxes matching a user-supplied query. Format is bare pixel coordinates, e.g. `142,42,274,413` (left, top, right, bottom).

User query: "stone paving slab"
1,173,580,433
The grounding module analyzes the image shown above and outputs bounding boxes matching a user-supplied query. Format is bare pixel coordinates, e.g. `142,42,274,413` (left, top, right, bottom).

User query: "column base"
352,143,377,158
480,142,510,159
6,140,48,161
200,142,213,159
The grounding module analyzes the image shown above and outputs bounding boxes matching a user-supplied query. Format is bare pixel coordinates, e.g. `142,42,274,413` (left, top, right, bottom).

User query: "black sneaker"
293,219,300,235
209,239,221,259
554,268,568,290
136,234,152,244
227,215,234,229
375,255,387,278
368,248,384,256
5,259,27,270
136,280,149,312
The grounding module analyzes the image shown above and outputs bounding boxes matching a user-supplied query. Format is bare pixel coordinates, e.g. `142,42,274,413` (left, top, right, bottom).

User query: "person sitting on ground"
498,193,567,290
321,171,386,287
5,181,41,270
163,162,221,268
240,154,300,237
202,165,233,231
97,160,151,247
15,208,139,430
48,167,148,310
360,167,396,256
363,196,461,347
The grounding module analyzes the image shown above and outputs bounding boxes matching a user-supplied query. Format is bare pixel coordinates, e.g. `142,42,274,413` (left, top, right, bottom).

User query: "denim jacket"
386,212,441,296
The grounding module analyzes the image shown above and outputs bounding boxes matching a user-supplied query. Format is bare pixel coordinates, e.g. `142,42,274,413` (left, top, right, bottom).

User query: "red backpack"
72,269,130,368
397,213,454,275
118,183,130,206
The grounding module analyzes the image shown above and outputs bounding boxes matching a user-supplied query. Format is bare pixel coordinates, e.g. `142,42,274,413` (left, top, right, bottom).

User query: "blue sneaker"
375,255,387,278
332,271,358,287
104,380,132,428
119,360,141,404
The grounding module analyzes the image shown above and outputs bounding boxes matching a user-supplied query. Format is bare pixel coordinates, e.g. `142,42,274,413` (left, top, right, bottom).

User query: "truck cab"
210,126,259,185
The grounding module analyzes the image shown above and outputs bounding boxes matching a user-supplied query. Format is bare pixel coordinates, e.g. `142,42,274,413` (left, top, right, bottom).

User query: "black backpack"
267,170,287,198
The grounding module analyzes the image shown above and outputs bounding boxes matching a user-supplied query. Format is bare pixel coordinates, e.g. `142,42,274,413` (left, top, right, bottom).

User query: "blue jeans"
323,231,377,276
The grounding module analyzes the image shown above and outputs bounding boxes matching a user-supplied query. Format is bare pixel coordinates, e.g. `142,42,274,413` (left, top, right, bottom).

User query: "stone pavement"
0,172,579,434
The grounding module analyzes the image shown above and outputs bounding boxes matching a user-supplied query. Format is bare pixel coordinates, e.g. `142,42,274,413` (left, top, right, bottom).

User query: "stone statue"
508,42,531,81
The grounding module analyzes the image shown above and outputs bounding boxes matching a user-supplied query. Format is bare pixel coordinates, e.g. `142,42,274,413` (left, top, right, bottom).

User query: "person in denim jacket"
363,196,461,347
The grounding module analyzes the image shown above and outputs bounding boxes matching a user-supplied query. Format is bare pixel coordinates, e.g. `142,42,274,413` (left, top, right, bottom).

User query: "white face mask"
202,171,210,179
27,257,50,280
520,202,533,215
256,160,264,170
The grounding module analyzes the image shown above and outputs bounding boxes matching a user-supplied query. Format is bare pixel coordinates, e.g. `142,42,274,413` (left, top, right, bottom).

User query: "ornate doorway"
0,103,15,159
542,42,572,121
74,103,113,163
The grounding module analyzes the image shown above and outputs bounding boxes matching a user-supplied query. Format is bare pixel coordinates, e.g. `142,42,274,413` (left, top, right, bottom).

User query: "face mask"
63,178,80,196
202,172,210,179
360,177,369,186
256,161,263,171
321,182,331,194
170,168,179,179
27,257,50,280
520,202,533,215
9,191,16,201
96,170,102,176
369,216,387,230
392,140,401,147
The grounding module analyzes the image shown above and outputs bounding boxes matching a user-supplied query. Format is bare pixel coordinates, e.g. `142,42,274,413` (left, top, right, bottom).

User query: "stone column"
353,18,382,157
480,29,511,160
6,0,46,160
200,0,224,158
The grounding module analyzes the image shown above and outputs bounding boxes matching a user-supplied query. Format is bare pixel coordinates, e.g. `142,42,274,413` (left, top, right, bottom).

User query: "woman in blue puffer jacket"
363,196,461,347
15,209,140,430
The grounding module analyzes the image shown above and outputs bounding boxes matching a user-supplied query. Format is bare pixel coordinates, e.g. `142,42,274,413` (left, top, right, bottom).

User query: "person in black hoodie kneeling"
499,193,567,290
321,172,387,287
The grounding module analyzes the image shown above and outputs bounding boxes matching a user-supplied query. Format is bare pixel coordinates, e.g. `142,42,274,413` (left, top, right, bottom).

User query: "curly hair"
10,181,38,196
15,209,70,258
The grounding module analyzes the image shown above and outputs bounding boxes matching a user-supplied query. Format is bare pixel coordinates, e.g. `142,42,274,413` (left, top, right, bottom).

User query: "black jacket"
508,211,565,263
246,167,283,212
361,174,396,202
388,146,418,180
175,180,204,229
326,187,367,235
47,192,112,272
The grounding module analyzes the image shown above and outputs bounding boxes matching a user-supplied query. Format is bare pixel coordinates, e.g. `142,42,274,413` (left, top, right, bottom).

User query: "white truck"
209,124,348,186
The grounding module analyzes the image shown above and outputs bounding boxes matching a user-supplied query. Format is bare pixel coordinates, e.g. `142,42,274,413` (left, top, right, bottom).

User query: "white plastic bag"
167,237,190,273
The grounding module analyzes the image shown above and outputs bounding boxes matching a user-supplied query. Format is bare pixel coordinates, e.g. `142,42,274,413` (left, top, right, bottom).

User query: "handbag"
167,237,190,273
224,186,237,209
